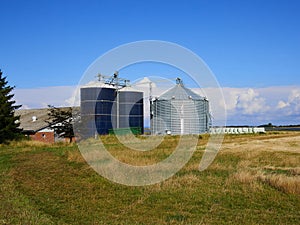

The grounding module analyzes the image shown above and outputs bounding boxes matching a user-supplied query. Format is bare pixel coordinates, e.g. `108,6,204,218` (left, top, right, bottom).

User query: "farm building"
15,108,55,143
150,78,210,135
15,108,75,143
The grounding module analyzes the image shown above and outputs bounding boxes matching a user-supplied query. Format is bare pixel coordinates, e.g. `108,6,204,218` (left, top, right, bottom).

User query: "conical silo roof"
157,82,204,100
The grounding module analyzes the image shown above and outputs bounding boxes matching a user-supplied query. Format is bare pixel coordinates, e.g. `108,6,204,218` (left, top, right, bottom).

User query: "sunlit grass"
0,132,299,224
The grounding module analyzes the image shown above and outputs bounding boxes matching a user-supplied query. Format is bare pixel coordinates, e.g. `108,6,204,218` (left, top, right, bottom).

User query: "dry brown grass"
230,170,258,184
263,166,300,175
160,174,200,190
222,133,300,154
8,139,52,147
66,149,86,163
224,132,300,194
227,167,300,194
4,139,74,150
258,174,300,195
207,161,234,171
290,167,300,176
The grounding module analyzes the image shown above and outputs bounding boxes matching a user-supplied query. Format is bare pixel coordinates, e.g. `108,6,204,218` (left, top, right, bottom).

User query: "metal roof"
15,107,76,132
15,108,50,132
157,83,205,100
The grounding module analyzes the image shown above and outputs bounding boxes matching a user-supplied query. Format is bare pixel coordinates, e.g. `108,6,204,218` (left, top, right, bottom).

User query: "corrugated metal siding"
119,91,144,133
81,87,117,135
150,83,210,135
80,86,144,136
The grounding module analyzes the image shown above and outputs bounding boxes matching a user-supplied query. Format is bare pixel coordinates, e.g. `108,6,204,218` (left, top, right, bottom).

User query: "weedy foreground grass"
0,132,299,224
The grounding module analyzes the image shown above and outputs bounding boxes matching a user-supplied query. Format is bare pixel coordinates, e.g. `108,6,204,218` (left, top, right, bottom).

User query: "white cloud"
276,89,300,115
235,88,269,115
201,86,300,125
212,88,269,115
13,86,77,109
277,100,289,109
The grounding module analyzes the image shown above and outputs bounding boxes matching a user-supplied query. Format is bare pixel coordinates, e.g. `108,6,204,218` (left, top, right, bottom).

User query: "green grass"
0,133,300,224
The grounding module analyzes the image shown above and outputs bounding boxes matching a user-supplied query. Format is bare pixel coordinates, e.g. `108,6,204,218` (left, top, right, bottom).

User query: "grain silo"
119,86,144,134
80,73,144,136
80,82,117,135
150,78,210,135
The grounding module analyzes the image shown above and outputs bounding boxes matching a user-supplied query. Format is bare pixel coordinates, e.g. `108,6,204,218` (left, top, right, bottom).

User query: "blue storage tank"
119,87,144,134
80,82,144,136
80,82,117,136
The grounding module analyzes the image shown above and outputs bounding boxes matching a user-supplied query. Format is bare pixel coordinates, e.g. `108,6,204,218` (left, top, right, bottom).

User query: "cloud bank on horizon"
202,86,300,125
13,84,300,126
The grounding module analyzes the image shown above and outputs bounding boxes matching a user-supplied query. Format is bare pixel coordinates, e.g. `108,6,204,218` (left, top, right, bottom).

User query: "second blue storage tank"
119,86,144,134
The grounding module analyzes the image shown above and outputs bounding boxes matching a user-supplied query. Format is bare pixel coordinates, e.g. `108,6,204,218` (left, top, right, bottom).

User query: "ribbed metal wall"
150,83,210,135
81,86,117,135
119,89,144,133
80,85,144,136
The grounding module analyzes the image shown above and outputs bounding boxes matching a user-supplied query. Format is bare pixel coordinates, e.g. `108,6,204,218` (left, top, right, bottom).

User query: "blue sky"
1,0,300,125
1,0,300,88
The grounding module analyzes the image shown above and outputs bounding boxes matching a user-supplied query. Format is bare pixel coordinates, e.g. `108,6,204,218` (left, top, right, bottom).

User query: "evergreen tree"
0,70,22,143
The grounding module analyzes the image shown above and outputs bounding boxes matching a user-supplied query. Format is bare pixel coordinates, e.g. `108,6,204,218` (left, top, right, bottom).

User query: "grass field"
0,132,299,224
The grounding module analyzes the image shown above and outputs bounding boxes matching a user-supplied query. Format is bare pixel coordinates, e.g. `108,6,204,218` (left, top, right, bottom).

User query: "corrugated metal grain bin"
150,78,210,135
